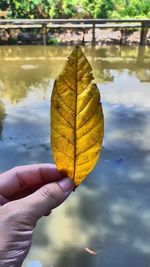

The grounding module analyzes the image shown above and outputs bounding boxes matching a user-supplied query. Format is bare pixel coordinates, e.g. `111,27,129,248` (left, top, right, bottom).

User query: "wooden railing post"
42,23,47,45
0,19,149,46
82,27,85,45
92,21,95,46
140,22,148,46
119,28,124,45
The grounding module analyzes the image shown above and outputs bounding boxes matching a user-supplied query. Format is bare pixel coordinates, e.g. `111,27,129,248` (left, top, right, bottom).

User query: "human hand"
0,164,73,267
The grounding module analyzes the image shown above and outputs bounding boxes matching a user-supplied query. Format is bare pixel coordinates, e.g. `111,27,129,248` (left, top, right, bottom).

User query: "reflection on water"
0,101,5,140
0,45,150,267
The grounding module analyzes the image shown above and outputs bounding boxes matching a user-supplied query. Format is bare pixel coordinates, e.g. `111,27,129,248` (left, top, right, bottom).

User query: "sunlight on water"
0,45,150,267
26,261,42,267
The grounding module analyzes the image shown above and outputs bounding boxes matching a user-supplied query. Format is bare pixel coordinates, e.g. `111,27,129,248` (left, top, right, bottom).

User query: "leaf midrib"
73,47,78,180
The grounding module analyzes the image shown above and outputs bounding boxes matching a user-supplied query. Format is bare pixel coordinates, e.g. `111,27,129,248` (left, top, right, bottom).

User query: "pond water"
0,45,150,267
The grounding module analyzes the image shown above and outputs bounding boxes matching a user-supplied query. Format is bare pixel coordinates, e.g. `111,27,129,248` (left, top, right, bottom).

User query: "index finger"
0,163,63,199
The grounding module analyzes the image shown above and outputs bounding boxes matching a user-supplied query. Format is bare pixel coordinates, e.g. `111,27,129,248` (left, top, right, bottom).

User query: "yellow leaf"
51,46,104,187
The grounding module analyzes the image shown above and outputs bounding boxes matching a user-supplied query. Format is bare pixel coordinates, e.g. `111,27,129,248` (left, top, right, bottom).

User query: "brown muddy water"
0,45,150,267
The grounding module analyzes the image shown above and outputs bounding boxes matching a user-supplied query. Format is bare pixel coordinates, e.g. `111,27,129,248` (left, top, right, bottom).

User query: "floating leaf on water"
85,247,97,256
51,46,104,187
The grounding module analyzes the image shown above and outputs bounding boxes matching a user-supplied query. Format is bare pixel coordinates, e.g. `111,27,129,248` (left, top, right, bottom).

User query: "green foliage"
109,0,150,18
47,37,59,44
0,0,149,19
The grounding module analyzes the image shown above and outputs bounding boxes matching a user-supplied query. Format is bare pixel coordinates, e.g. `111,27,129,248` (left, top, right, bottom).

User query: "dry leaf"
51,46,104,187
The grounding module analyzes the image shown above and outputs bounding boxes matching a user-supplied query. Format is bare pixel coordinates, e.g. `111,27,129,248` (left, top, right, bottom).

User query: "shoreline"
0,28,150,46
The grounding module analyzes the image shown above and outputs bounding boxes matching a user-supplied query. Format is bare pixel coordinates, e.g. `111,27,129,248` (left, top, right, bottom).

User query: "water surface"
0,45,150,267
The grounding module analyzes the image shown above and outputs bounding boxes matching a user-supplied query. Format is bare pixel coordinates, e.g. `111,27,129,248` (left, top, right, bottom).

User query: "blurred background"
0,0,149,45
0,0,150,19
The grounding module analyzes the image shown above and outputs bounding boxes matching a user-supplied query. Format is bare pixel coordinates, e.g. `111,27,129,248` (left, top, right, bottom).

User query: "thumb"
19,177,74,223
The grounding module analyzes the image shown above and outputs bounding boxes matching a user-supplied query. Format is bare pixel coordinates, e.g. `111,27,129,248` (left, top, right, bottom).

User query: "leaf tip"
75,45,80,49
74,45,83,53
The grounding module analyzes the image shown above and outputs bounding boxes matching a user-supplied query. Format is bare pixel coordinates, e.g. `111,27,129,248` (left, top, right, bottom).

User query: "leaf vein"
56,88,74,113
77,58,87,72
56,109,74,129
77,52,83,62
77,139,100,157
77,94,94,116
52,144,73,160
60,76,74,92
77,80,91,97
77,102,99,130
77,122,99,140
67,61,74,69
52,127,74,146
78,64,91,82
76,152,99,166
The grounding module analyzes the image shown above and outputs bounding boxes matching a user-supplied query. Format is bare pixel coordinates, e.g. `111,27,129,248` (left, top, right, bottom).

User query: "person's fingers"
0,194,9,206
19,177,74,223
0,164,64,199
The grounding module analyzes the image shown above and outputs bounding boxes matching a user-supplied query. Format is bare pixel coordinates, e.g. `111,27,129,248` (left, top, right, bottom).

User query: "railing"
0,19,149,45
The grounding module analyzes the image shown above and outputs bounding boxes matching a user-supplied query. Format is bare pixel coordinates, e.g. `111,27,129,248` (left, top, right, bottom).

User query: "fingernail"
58,177,74,194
